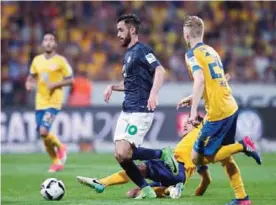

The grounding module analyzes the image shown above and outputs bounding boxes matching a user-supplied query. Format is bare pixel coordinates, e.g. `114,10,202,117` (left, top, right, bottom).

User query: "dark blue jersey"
122,42,161,113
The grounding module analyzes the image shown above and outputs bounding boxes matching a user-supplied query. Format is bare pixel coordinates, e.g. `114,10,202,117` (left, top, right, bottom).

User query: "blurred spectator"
68,71,92,107
1,1,275,106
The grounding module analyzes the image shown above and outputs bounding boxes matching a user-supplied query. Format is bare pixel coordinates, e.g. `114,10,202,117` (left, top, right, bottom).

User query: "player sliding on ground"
77,115,260,200
178,16,262,205
25,32,73,172
101,14,178,200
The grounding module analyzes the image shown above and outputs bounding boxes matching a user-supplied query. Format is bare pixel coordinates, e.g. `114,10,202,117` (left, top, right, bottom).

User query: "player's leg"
129,113,178,175
132,147,179,175
36,110,59,167
43,108,67,165
38,108,64,172
113,112,156,199
202,136,261,165
222,157,251,205
77,162,148,194
192,111,261,166
141,159,185,199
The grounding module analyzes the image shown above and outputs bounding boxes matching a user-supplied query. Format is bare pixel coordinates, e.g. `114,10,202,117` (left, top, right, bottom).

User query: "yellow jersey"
185,42,238,121
30,54,73,110
174,124,202,182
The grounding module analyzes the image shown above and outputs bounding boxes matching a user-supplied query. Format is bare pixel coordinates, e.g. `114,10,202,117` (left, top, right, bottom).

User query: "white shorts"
114,111,154,146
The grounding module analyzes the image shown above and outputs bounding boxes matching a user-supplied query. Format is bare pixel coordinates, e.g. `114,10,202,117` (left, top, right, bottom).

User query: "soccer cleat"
48,164,64,173
135,186,157,199
76,176,105,193
161,147,179,175
57,144,67,165
239,136,262,165
168,182,184,199
226,199,252,205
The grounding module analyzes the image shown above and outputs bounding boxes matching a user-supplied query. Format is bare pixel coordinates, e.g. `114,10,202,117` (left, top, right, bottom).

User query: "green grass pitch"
2,153,276,205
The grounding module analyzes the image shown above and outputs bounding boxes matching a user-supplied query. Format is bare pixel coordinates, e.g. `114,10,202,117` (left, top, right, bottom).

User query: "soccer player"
102,14,178,199
178,16,261,205
76,115,259,200
25,32,74,172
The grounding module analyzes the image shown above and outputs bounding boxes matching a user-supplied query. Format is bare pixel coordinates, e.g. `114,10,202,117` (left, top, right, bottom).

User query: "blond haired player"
178,16,261,205
76,114,260,200
25,32,74,172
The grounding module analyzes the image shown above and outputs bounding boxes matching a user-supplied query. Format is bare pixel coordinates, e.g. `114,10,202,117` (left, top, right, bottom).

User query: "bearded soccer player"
177,16,261,205
25,32,74,172
101,14,178,199
76,114,260,200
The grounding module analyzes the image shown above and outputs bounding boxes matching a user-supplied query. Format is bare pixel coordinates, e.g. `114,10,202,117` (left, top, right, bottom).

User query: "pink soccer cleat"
57,144,67,165
48,164,64,173
240,136,262,165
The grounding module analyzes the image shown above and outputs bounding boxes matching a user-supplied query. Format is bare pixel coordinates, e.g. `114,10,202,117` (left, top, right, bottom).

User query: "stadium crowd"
1,1,275,106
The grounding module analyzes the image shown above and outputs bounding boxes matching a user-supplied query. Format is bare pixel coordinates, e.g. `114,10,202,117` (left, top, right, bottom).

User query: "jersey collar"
127,41,140,51
191,42,204,51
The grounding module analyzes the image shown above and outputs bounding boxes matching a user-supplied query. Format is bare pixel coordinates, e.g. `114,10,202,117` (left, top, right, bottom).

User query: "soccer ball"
40,178,65,200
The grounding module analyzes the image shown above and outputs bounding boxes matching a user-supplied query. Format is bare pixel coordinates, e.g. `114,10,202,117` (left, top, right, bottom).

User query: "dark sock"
120,160,148,188
132,147,162,160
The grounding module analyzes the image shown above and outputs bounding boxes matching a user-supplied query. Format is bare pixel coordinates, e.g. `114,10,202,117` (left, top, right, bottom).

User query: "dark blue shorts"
145,160,185,187
35,108,59,132
193,111,238,156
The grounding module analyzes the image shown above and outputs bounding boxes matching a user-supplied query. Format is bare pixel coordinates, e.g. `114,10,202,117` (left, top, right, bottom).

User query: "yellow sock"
99,170,129,186
221,157,247,199
203,144,243,164
43,138,60,164
47,133,62,149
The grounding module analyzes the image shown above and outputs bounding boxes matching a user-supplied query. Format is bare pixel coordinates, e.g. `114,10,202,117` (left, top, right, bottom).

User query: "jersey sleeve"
60,57,73,78
185,50,203,74
140,47,161,71
29,58,37,75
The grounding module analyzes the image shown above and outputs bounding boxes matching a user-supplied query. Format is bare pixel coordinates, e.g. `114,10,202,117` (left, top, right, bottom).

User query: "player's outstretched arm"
194,166,211,196
147,66,166,111
189,70,204,125
25,74,37,91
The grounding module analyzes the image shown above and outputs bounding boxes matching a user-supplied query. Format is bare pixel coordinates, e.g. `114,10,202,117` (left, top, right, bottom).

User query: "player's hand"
104,85,113,103
176,96,192,110
188,111,200,126
126,187,141,198
147,94,157,111
25,81,36,91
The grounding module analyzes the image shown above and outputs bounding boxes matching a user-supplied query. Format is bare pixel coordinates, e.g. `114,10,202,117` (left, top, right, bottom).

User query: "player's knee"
114,150,131,163
137,163,147,177
39,127,49,138
115,141,132,162
120,151,132,161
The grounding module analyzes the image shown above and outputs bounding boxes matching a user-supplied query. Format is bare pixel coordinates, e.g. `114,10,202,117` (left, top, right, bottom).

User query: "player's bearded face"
117,22,131,47
42,34,56,53
121,30,131,47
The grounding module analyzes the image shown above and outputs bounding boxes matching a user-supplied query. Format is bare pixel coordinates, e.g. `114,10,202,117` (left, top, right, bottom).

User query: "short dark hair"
117,14,141,34
43,31,57,40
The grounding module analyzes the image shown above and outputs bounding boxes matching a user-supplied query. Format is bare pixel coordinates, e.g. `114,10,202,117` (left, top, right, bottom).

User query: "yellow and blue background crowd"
1,1,275,106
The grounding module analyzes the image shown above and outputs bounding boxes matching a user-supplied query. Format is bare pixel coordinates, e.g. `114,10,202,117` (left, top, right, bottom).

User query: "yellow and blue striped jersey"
185,42,238,121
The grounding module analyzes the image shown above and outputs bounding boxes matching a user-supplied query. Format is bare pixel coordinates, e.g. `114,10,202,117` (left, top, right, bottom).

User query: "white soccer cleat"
76,176,105,193
168,182,184,199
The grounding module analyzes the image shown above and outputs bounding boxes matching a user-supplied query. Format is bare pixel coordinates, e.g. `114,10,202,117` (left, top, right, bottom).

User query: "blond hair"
183,16,204,38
